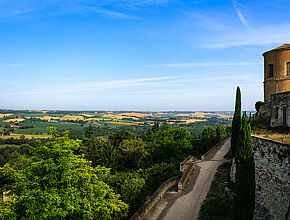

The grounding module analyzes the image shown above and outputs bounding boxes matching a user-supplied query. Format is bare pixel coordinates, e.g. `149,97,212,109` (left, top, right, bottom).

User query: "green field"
0,110,233,138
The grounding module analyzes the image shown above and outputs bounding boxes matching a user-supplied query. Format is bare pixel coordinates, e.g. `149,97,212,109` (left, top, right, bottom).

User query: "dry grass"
4,118,25,122
252,130,290,144
185,119,206,124
40,116,61,120
102,114,140,120
60,115,85,121
107,121,136,125
174,113,191,117
0,114,13,118
86,118,101,121
81,114,95,117
120,112,152,117
190,112,232,119
0,134,51,139
102,114,124,119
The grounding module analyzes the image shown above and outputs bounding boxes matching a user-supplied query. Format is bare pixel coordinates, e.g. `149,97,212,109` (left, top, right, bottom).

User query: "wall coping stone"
252,135,290,147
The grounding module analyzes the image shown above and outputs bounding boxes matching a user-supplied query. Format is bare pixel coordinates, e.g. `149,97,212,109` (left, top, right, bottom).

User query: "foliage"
231,86,241,157
108,130,133,147
197,125,229,155
119,139,145,170
0,199,16,220
142,162,181,193
250,116,270,130
199,161,236,220
84,133,122,171
143,127,192,166
105,162,181,216
255,101,264,113
0,128,128,219
0,120,233,219
105,171,146,216
235,112,255,220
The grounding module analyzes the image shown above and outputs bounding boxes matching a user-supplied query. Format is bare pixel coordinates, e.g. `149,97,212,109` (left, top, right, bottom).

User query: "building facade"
263,44,290,102
270,91,290,127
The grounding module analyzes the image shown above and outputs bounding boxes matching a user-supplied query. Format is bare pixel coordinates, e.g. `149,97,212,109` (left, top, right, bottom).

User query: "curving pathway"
144,138,231,220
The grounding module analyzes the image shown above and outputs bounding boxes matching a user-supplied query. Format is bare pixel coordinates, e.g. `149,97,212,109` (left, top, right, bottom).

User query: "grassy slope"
199,157,236,220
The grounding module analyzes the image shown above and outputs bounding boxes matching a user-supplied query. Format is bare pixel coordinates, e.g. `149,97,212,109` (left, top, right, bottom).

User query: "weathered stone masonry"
252,136,290,220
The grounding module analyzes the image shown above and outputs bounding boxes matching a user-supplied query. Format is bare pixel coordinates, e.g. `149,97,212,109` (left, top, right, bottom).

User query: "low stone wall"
180,155,196,172
252,136,290,220
130,155,199,219
201,137,229,160
129,179,179,220
178,162,200,192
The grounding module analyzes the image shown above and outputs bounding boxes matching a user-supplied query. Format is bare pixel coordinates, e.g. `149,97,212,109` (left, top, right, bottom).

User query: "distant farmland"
0,110,233,138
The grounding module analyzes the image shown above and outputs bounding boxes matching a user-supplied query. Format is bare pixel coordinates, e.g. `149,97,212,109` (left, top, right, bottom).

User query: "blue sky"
0,0,289,111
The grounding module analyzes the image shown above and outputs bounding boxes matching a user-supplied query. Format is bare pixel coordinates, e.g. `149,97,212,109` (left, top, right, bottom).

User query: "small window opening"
275,107,279,119
287,62,290,75
268,64,274,78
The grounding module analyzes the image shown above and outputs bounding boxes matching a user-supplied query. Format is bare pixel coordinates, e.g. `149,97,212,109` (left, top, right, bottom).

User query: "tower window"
268,64,274,78
287,62,290,75
275,106,279,119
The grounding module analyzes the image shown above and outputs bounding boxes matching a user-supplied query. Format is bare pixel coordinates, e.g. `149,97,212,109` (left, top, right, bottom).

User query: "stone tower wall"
263,48,290,101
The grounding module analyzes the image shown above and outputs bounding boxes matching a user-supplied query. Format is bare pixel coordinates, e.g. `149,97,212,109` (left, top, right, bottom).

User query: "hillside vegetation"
0,121,230,219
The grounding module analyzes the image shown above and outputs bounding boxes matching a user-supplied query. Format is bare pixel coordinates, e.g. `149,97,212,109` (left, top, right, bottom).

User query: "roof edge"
262,44,290,56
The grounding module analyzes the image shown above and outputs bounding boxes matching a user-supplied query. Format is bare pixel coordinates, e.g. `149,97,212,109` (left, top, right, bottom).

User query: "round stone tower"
263,44,290,102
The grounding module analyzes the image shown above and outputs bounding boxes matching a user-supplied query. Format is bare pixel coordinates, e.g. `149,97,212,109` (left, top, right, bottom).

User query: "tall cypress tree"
231,86,241,156
235,112,255,220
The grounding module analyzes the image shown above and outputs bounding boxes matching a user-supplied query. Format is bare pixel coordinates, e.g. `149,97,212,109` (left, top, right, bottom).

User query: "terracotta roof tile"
263,44,290,55
272,44,290,50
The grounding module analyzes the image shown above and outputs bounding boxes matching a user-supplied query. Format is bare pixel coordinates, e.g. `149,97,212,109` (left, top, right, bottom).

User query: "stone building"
259,44,290,127
270,91,290,127
263,44,290,102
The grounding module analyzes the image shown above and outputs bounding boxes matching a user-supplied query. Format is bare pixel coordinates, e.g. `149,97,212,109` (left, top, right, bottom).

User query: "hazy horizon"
0,108,253,112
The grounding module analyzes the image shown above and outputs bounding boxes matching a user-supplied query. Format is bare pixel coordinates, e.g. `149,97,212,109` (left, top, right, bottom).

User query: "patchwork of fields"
0,110,233,138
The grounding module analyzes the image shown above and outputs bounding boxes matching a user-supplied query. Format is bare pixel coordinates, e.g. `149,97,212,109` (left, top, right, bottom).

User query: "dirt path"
144,138,230,220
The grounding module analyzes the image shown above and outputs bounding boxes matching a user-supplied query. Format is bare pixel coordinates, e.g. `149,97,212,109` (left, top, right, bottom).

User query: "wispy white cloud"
231,0,249,28
146,62,261,67
0,0,168,18
0,64,27,67
186,12,231,32
235,7,248,27
85,7,140,20
203,23,290,48
113,0,168,7
0,76,180,96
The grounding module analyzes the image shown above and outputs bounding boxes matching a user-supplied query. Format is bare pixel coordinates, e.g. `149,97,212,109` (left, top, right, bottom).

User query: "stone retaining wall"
178,162,200,192
252,136,290,220
130,155,198,220
201,137,229,160
129,179,179,220
131,137,228,220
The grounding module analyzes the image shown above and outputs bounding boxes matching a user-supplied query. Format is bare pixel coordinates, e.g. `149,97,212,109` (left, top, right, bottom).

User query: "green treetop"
0,127,128,220
231,86,241,156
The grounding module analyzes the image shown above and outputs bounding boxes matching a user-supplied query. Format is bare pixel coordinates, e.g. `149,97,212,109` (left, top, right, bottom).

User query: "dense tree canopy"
0,123,231,219
0,128,128,219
